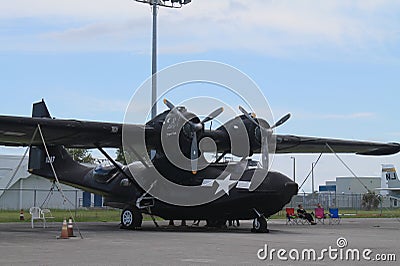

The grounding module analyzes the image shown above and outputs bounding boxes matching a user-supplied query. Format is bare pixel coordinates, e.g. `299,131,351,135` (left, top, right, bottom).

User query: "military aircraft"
1,99,400,233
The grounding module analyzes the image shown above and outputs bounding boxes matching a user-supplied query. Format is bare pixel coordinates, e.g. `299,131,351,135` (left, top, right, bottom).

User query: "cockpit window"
93,161,122,184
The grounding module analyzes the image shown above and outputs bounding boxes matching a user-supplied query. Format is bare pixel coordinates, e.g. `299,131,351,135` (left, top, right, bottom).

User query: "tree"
116,148,127,165
67,148,95,164
362,192,380,210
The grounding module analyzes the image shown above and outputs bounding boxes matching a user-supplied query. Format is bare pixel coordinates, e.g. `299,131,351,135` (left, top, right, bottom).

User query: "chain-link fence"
286,192,399,210
2,188,399,211
0,188,80,210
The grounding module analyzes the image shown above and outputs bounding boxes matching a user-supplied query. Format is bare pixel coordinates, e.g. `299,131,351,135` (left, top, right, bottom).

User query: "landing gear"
121,207,143,230
252,216,269,233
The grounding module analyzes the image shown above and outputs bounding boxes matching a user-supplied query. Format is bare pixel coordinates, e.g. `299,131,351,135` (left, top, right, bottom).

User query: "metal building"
335,176,381,194
0,154,101,210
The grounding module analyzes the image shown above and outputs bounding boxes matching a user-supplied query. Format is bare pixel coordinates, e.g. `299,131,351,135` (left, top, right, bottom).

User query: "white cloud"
1,0,399,59
0,0,146,20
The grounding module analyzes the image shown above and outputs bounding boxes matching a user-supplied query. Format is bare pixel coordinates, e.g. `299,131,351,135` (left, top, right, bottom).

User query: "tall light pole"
133,0,192,119
290,156,296,183
151,0,158,120
311,162,316,193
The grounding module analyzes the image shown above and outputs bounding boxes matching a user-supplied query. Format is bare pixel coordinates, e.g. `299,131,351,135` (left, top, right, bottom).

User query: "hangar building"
0,154,102,210
319,176,381,194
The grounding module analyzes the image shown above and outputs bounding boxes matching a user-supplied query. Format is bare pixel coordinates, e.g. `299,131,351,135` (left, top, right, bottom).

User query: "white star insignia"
215,175,237,195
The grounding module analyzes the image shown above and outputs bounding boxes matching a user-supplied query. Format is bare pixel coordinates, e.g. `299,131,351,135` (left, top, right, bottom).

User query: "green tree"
362,192,380,210
67,148,95,164
116,148,127,165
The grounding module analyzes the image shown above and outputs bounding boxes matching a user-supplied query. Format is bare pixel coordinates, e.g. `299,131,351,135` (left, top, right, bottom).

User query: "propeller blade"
261,134,269,169
239,106,272,170
191,130,198,174
239,106,258,125
271,113,291,129
163,98,175,110
201,107,224,124
163,98,194,127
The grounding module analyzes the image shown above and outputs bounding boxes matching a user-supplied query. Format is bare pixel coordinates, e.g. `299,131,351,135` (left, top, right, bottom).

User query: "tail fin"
32,99,51,118
28,100,90,182
29,99,52,174
382,164,400,192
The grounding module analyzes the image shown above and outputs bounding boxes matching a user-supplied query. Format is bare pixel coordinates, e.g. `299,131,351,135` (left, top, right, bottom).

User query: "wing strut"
297,152,323,192
95,146,136,184
325,143,372,193
37,125,67,203
125,144,150,169
215,151,228,163
37,124,83,239
5,127,38,189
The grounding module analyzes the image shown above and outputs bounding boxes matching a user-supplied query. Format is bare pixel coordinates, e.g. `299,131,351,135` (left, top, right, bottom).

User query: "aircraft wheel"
121,207,143,230
252,217,269,233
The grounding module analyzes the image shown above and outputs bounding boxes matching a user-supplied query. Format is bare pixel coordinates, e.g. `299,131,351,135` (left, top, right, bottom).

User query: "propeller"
163,99,224,174
238,106,257,124
239,106,291,169
271,113,291,129
201,107,224,124
163,98,175,110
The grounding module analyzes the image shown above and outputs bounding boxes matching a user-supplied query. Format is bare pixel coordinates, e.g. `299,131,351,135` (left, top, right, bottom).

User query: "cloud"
1,0,399,59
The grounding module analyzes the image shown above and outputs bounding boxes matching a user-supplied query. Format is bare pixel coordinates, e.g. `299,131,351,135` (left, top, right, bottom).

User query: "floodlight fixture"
135,0,191,8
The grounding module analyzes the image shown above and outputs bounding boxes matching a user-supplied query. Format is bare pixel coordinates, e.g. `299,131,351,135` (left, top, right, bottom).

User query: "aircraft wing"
0,115,150,149
275,134,400,155
1,114,399,156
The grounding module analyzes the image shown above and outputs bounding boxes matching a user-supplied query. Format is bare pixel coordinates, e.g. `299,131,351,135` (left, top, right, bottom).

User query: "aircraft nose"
253,170,298,196
283,181,298,199
274,174,298,208
264,171,298,202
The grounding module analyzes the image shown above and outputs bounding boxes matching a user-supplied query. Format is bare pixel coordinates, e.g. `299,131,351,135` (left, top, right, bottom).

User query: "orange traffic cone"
59,218,69,239
19,209,24,221
67,217,74,237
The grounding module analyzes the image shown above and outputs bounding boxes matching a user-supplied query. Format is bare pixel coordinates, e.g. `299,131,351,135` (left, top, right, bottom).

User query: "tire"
121,207,143,230
252,217,268,233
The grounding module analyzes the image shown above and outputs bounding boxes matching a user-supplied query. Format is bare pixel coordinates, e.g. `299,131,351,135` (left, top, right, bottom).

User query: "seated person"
297,204,316,225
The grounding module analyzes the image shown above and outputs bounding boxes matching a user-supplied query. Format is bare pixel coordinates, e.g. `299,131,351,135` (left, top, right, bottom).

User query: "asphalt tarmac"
0,218,398,265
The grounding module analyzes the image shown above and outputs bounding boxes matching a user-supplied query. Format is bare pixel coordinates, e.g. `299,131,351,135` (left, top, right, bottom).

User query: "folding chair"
41,208,55,225
29,207,45,228
314,208,325,224
297,213,311,225
329,208,341,225
285,208,298,225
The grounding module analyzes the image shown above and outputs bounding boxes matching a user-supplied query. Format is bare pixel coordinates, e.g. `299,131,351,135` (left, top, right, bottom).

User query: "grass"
1,208,399,223
0,208,158,223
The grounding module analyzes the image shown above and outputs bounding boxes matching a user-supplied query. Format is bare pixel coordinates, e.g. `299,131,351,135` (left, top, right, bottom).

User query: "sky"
1,0,400,192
